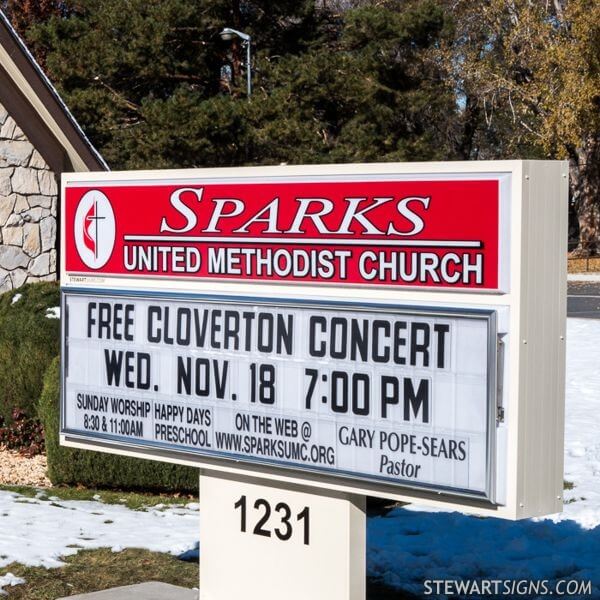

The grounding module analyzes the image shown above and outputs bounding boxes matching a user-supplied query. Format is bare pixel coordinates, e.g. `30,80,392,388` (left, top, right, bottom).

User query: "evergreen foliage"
23,0,455,168
4,1,600,248
0,282,60,423
38,356,198,493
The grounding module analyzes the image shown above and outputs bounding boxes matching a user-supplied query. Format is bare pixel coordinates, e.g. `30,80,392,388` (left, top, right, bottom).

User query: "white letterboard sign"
62,291,496,499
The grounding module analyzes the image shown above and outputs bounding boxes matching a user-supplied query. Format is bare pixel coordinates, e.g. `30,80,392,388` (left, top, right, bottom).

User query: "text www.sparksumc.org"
424,579,593,597
215,432,335,465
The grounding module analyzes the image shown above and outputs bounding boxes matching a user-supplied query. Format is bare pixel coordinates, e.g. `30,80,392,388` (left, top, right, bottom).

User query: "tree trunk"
230,0,244,93
570,134,600,256
457,94,480,159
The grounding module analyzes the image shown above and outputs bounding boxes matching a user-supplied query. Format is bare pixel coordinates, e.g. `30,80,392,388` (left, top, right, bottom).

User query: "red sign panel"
64,179,500,289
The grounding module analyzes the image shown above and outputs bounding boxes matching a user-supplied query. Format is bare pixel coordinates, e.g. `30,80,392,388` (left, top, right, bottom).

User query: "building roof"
0,9,108,173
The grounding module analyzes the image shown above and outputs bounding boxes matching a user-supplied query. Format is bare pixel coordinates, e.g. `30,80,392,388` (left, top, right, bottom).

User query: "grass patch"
0,484,196,511
1,548,411,599
568,257,600,273
564,480,575,490
39,356,198,493
1,548,198,599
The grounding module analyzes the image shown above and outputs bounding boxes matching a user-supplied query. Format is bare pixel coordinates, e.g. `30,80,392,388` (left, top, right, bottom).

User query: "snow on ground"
45,306,60,319
0,573,24,596
368,318,600,596
368,510,600,596
1,318,600,597
568,273,600,282
554,318,600,528
0,495,199,593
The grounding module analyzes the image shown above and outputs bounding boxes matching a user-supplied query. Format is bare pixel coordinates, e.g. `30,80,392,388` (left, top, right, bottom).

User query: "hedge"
39,356,199,493
0,282,60,423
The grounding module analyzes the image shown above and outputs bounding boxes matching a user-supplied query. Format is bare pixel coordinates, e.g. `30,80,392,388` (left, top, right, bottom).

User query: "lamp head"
219,28,236,41
219,27,251,42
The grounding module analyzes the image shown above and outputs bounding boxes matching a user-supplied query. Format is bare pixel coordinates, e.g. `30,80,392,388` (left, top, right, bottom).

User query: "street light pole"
246,38,252,97
219,27,252,98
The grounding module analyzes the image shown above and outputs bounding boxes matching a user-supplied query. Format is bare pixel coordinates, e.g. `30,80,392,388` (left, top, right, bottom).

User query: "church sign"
60,161,567,521
64,177,504,289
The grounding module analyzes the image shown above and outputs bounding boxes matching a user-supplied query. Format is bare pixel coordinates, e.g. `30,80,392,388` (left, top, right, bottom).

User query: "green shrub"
0,282,60,423
39,356,198,493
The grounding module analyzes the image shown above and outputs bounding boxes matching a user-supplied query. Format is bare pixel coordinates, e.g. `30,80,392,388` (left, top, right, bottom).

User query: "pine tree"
22,0,457,169
3,0,65,36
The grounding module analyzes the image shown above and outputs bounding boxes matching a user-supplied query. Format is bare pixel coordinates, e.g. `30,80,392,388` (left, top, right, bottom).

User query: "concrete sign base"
199,471,366,600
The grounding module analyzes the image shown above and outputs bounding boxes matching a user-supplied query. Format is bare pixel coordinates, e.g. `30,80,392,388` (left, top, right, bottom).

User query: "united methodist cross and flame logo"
83,200,102,257
74,190,116,269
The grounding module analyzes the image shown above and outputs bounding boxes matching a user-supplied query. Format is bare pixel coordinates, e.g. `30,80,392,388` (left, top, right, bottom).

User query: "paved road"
568,281,600,318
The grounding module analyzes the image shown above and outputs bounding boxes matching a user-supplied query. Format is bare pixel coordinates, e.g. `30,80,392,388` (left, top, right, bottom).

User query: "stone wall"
0,101,57,292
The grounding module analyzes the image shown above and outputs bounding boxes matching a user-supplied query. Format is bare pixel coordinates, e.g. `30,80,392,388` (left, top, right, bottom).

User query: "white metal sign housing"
60,160,568,519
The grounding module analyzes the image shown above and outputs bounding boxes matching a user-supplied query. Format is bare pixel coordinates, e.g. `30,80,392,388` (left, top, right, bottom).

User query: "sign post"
60,161,568,597
199,471,366,600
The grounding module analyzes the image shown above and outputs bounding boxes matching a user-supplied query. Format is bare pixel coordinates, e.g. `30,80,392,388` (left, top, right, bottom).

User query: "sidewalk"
60,582,197,600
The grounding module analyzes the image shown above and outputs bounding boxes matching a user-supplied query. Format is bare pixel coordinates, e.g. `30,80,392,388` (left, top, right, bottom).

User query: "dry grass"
1,548,198,599
1,548,412,599
568,257,600,273
0,483,195,511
